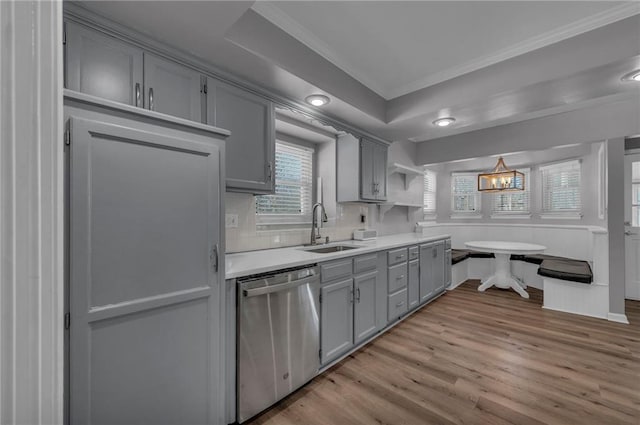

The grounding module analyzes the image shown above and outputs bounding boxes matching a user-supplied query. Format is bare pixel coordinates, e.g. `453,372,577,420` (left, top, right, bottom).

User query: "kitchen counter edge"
225,233,451,280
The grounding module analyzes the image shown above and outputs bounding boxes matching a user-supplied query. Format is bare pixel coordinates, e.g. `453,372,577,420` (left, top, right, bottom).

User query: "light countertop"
225,233,451,279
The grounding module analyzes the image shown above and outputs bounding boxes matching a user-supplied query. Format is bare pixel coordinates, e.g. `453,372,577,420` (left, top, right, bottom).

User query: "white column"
0,1,64,424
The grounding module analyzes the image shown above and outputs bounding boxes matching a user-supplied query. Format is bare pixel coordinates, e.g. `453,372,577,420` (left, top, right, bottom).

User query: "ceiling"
72,1,640,144
254,1,631,99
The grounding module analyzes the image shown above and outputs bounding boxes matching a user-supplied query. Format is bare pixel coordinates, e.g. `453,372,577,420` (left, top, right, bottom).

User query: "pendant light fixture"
478,157,524,192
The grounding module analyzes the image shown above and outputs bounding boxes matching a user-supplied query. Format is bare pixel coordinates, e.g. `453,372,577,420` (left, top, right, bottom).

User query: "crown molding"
251,1,389,98
253,2,640,100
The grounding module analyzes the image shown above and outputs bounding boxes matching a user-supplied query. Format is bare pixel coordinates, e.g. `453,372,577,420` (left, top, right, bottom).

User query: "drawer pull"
396,301,405,307
396,275,405,280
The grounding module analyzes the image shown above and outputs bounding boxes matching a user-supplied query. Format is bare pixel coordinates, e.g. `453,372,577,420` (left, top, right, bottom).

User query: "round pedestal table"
464,241,546,299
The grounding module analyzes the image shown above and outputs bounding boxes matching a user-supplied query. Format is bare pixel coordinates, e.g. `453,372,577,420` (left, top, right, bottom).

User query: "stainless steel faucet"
310,202,328,245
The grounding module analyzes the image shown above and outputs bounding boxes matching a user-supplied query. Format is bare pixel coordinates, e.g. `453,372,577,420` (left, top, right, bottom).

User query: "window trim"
539,159,582,219
491,167,531,218
450,172,481,218
423,169,437,220
256,139,316,227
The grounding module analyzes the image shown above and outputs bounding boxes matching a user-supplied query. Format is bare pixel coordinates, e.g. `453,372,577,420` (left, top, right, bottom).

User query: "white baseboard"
607,312,630,324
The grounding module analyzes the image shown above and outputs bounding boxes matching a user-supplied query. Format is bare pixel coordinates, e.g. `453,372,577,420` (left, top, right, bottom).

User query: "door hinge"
64,312,70,330
64,128,71,146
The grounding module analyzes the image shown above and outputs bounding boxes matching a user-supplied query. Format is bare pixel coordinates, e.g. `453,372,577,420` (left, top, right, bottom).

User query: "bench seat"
452,249,593,285
537,258,593,284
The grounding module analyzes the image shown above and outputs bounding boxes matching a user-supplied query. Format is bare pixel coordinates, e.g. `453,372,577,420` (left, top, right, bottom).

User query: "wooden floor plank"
246,280,640,425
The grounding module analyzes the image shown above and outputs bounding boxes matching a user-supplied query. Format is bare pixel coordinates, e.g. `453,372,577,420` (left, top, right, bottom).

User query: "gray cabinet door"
65,21,143,106
360,139,376,200
419,243,434,303
208,79,275,193
408,259,420,310
320,278,354,364
69,116,222,425
433,241,446,294
354,271,378,345
143,53,203,122
374,143,388,201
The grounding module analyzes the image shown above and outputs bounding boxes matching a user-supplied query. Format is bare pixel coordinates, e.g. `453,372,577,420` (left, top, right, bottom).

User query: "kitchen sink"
301,245,361,254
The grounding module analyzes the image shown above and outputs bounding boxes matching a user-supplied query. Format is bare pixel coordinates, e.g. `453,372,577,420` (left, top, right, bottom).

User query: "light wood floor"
247,280,640,425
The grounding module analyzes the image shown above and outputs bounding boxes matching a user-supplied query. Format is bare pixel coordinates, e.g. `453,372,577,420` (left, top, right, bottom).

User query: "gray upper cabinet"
337,133,388,202
65,22,204,123
320,278,354,365
207,79,275,193
65,21,143,106
353,270,379,345
143,53,203,122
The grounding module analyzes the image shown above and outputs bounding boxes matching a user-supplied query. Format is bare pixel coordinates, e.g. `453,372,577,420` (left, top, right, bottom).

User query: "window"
451,173,480,215
423,169,437,219
256,141,314,225
540,160,582,218
492,168,530,216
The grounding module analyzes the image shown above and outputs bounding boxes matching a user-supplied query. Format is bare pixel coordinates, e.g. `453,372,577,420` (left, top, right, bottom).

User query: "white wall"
226,139,419,252
427,141,607,227
0,1,64,423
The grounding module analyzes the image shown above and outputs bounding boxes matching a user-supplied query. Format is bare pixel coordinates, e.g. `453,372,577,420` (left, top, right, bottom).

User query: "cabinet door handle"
356,287,361,303
135,83,141,107
210,244,219,273
433,249,437,258
267,162,273,181
148,87,154,111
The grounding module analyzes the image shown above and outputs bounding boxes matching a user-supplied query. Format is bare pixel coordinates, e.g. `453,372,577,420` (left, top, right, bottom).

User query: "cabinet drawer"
388,248,408,266
388,262,408,293
408,246,419,261
354,254,377,274
320,259,353,283
388,289,408,322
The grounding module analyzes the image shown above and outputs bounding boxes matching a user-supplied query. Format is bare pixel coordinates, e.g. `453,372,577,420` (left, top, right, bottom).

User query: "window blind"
451,173,480,213
493,168,530,214
423,169,437,217
256,141,314,224
540,160,581,215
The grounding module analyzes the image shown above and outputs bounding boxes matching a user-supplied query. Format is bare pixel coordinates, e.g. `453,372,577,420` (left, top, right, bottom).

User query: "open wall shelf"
378,202,423,221
388,163,423,189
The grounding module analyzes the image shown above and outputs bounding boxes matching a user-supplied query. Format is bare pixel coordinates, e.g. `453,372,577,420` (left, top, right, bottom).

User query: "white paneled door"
624,153,640,300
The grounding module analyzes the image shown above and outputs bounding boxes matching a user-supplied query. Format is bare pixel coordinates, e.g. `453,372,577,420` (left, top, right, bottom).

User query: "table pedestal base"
477,253,529,299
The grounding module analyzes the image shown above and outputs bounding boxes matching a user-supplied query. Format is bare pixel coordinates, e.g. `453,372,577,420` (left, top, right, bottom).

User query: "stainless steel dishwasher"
237,265,320,423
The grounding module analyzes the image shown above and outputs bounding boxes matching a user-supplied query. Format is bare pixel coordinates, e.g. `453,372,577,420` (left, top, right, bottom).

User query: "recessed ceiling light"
305,94,330,107
621,70,640,82
433,117,456,127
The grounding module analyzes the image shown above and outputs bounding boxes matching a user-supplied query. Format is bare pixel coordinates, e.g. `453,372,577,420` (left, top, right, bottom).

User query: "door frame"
624,152,640,300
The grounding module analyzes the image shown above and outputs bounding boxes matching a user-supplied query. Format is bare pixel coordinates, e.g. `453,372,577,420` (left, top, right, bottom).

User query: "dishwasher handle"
243,275,319,298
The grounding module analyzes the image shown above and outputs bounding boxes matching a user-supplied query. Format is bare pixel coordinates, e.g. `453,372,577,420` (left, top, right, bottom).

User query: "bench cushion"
451,249,470,265
537,259,593,284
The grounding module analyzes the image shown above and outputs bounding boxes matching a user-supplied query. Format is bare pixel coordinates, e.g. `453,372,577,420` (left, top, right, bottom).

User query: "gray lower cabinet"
66,103,226,425
420,240,446,304
207,79,275,193
354,270,379,344
143,53,203,122
408,259,420,310
65,21,143,106
419,243,435,303
320,278,355,365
